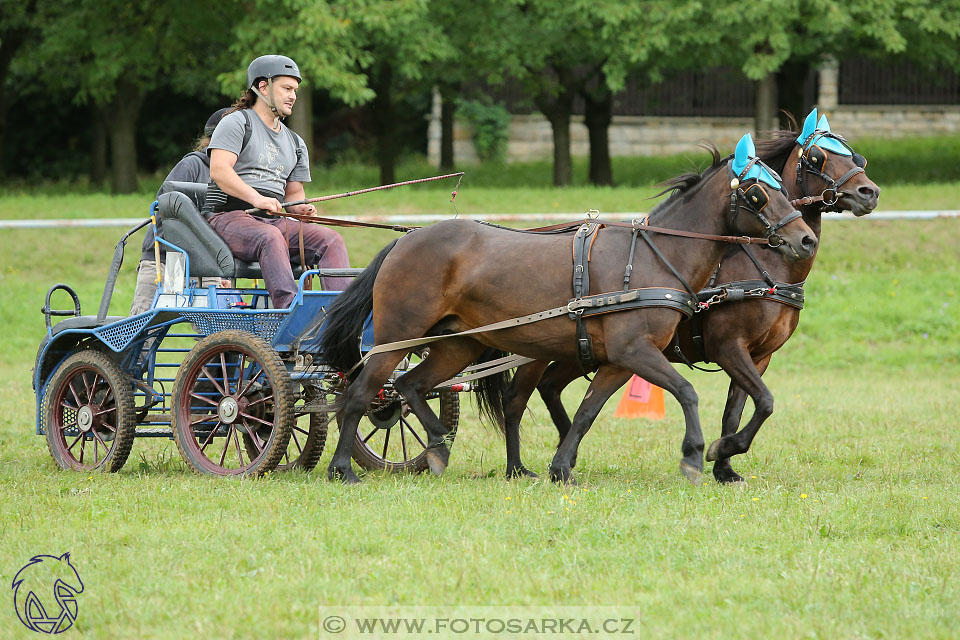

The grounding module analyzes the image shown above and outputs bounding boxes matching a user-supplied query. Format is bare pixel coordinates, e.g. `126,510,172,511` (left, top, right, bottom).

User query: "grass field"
0,188,958,638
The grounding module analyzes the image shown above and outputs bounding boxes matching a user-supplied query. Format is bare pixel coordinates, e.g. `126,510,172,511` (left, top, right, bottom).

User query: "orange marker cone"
614,375,665,420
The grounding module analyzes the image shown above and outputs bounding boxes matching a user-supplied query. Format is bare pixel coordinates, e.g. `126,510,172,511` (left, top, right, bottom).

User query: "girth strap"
571,222,603,375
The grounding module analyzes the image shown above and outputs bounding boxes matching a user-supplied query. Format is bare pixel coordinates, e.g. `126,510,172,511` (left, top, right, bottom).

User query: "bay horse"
319,134,818,485
498,109,881,483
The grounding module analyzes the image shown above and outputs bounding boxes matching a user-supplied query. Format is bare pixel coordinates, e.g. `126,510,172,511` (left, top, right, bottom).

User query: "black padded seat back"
157,191,237,278
158,181,208,211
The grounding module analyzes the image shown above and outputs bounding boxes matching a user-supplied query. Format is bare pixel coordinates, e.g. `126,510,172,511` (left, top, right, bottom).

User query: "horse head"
794,108,880,216
12,553,84,633
728,133,818,260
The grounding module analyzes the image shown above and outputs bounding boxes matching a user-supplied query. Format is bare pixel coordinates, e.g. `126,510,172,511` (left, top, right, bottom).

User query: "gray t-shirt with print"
204,109,310,213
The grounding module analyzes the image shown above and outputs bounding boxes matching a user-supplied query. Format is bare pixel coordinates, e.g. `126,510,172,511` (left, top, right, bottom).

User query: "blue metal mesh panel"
94,315,153,352
178,312,286,340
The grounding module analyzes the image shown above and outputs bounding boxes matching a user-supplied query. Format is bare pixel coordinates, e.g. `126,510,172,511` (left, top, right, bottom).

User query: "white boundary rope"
1,210,958,229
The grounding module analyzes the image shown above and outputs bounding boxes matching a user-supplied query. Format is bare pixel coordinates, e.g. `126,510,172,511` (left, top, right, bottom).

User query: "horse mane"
753,129,801,174
648,143,724,216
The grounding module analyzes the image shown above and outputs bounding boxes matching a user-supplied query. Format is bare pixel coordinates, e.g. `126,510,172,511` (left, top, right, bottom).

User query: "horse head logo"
11,553,84,634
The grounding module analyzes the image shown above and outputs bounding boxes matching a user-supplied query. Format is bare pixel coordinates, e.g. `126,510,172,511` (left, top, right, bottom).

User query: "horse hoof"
506,466,538,479
714,468,746,486
425,449,447,476
328,466,361,485
680,461,703,486
549,467,574,485
705,439,722,462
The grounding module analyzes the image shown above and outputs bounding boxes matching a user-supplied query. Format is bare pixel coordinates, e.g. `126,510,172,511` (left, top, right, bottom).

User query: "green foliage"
0,209,958,637
457,98,510,162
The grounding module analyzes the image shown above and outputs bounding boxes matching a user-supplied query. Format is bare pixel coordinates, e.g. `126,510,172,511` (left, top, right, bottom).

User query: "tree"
29,0,236,193
231,0,455,185
708,0,960,134
0,0,38,177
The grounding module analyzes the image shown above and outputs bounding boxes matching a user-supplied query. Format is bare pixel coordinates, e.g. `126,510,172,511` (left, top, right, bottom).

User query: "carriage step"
135,427,173,437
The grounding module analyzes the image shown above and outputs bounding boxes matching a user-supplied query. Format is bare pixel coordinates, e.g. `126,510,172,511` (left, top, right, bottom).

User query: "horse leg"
549,366,632,485
705,353,773,477
391,338,487,476
609,345,707,484
710,381,750,484
327,352,408,484
538,361,582,465
502,361,549,479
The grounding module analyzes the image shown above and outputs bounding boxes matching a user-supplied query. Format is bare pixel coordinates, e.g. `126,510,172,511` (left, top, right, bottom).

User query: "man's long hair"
228,88,258,114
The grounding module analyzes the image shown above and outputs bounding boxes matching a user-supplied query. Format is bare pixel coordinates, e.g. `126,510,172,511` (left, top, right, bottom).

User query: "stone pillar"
818,57,839,111
427,86,442,167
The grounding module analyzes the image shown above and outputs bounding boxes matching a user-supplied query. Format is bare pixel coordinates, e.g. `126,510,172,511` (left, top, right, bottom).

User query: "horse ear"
798,108,818,142
817,114,832,132
60,552,71,562
734,133,755,164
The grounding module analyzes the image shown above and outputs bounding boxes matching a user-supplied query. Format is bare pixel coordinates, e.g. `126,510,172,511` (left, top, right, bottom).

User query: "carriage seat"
156,182,302,280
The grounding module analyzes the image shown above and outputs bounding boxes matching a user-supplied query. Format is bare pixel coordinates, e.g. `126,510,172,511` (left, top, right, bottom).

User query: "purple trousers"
208,210,351,308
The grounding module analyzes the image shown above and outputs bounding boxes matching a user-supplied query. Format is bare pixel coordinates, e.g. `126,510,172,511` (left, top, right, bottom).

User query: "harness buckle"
567,300,584,315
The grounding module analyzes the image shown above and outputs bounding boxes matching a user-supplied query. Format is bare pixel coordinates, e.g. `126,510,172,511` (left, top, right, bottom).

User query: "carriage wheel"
350,390,459,473
243,383,328,472
171,330,292,477
43,350,136,472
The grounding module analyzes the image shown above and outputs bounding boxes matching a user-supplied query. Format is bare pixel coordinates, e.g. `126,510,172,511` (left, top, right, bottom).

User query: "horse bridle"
727,157,801,249
793,130,867,210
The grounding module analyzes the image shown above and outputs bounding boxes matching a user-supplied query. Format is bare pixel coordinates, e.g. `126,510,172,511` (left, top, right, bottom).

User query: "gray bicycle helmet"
203,108,230,136
246,55,302,88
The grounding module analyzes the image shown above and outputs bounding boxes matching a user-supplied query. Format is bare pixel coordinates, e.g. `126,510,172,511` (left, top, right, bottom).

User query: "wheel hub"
77,406,94,432
368,400,401,429
218,397,240,424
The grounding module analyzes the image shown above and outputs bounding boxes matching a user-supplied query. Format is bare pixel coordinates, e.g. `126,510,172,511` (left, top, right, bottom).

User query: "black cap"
203,108,230,136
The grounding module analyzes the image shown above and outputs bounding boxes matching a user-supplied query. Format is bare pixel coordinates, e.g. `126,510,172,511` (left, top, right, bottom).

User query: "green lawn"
0,190,958,638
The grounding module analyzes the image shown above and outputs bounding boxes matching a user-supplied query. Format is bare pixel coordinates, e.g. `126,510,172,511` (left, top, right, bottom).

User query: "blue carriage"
32,186,461,477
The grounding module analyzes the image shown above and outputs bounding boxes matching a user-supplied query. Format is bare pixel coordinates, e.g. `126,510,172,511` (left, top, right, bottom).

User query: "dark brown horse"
498,112,880,483
319,134,819,485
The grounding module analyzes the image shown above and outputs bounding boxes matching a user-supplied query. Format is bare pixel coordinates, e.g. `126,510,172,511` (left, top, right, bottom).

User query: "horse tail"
318,239,399,374
473,347,513,434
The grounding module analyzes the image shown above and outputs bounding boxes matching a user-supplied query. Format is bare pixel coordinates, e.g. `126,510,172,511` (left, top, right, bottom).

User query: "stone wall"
426,64,960,165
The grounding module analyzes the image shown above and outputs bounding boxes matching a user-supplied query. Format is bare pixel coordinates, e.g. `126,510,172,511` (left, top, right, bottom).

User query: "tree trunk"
534,68,577,187
371,64,396,186
776,58,814,130
287,86,314,164
91,105,108,188
583,81,613,186
107,78,144,194
439,83,458,171
754,73,777,138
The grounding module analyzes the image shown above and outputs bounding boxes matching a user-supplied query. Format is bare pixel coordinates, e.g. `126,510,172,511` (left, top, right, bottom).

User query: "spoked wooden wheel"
171,330,292,477
351,390,459,473
245,383,327,472
43,351,136,472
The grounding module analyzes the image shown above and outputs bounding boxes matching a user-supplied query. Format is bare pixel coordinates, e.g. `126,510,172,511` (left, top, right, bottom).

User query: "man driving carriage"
203,54,351,307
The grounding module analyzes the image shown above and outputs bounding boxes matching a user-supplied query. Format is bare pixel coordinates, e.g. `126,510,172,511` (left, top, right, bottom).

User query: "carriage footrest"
135,427,173,437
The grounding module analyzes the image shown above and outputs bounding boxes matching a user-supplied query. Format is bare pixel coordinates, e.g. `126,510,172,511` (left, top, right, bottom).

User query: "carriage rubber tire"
244,405,328,472
351,390,459,473
170,330,293,478
43,350,136,472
